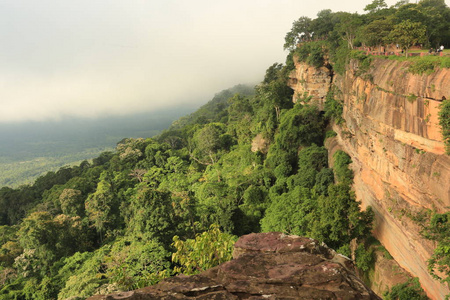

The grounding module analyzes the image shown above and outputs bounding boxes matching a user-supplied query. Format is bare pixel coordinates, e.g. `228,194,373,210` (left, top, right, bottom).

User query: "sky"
0,0,436,123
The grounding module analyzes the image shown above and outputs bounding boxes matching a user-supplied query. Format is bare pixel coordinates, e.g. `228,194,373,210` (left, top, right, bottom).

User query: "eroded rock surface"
288,56,333,108
88,233,380,300
291,58,450,299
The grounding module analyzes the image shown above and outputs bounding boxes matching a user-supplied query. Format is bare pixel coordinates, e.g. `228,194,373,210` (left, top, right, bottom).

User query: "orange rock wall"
290,58,450,300
288,56,332,108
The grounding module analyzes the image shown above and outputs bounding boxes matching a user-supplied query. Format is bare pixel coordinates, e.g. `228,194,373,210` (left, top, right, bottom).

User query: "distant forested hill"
0,108,193,187
0,63,376,299
168,84,255,130
3,0,449,297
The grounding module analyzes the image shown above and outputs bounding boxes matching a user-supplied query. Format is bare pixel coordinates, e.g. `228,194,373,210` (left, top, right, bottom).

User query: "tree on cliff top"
360,17,394,51
387,20,427,56
364,0,388,13
284,16,313,51
335,13,363,49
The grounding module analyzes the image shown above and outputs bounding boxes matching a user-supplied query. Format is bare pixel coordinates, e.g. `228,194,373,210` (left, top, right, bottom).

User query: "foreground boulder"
89,232,380,299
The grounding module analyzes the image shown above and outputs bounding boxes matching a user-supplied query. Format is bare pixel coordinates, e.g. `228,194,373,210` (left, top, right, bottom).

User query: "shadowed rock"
88,233,380,299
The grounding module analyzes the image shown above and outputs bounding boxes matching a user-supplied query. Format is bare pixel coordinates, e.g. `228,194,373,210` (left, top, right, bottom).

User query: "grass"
383,55,450,76
387,54,450,68
407,49,450,54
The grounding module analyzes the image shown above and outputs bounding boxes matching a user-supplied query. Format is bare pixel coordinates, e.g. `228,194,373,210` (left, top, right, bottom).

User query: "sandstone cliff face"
288,57,332,108
291,58,450,299
89,233,380,300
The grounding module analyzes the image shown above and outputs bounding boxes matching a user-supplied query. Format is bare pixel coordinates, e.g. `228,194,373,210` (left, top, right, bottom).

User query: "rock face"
88,233,380,300
288,56,333,108
291,58,450,299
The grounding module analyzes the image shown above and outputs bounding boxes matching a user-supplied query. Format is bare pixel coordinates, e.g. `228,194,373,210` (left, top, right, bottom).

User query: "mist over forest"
0,106,194,187
0,0,449,299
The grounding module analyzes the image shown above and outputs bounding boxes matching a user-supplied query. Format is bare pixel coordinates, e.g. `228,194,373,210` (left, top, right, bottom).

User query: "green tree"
59,189,84,217
261,186,317,236
394,3,426,24
314,168,335,196
193,180,237,233
104,237,171,290
85,172,116,243
227,94,254,144
417,0,450,47
124,184,176,246
387,20,427,56
384,278,429,300
333,150,354,185
17,212,92,271
335,13,364,49
57,248,108,300
284,16,313,51
191,123,232,165
312,184,373,249
172,225,237,275
287,145,328,189
310,9,338,39
257,77,294,122
364,0,388,13
238,185,268,233
263,63,284,84
423,212,450,287
275,104,325,151
361,17,394,51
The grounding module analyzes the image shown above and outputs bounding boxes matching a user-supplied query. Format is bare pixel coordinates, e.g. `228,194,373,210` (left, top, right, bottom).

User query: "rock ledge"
89,232,380,299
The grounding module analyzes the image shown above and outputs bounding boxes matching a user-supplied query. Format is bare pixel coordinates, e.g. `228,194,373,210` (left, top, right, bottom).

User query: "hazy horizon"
0,0,435,123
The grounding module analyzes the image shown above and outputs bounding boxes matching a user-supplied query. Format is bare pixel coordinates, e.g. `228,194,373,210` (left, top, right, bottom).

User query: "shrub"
422,212,450,290
408,59,437,75
333,150,353,184
325,130,338,139
294,41,326,68
172,224,237,275
324,88,344,124
355,244,374,272
306,44,325,68
406,93,418,103
330,45,351,75
383,278,429,300
350,51,373,75
439,98,450,155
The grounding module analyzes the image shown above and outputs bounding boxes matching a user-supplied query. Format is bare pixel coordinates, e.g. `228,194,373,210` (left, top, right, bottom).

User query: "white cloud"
0,0,420,122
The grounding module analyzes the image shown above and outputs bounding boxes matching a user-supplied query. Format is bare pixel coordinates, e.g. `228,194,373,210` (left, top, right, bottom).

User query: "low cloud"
0,0,402,123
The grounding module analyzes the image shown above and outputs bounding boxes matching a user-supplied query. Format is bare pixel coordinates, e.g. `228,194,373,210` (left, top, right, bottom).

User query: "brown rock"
292,57,450,299
288,55,333,109
89,233,380,300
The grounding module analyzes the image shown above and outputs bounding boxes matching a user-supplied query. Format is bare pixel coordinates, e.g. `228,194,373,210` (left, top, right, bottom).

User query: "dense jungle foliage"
0,109,193,188
284,0,450,71
282,0,450,292
0,63,373,298
1,0,449,299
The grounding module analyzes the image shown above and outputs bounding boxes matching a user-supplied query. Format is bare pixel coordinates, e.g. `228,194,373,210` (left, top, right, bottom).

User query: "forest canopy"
0,65,372,299
2,0,449,299
284,0,450,61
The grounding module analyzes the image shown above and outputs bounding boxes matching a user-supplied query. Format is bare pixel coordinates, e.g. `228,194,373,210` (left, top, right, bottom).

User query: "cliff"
88,233,380,300
289,56,450,299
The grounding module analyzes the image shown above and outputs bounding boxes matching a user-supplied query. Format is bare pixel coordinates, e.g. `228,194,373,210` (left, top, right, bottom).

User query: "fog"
0,0,408,123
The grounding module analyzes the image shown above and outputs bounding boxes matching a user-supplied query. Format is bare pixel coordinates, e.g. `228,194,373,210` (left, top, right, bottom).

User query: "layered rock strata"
89,233,380,300
291,57,450,299
288,58,332,108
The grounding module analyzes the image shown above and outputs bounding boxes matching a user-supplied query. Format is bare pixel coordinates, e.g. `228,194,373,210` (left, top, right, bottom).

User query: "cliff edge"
289,56,450,299
88,233,380,300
